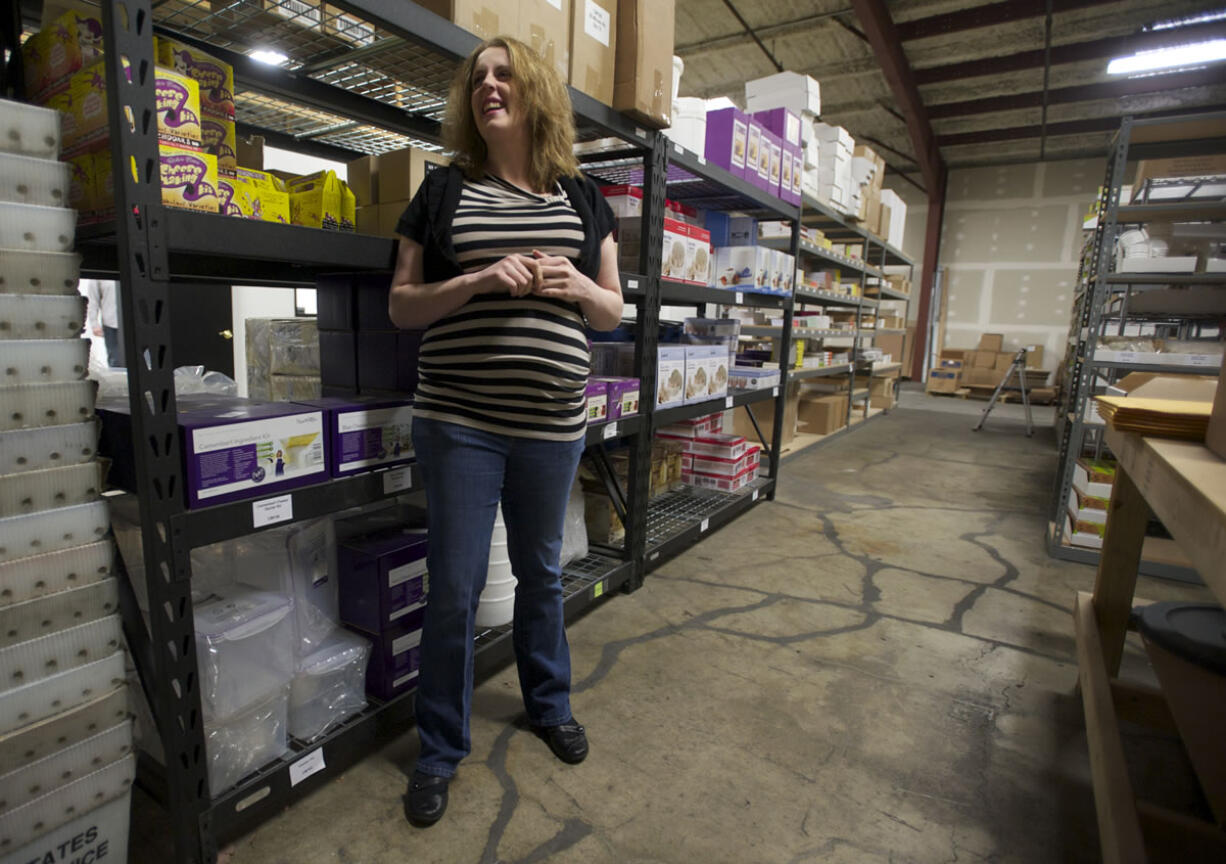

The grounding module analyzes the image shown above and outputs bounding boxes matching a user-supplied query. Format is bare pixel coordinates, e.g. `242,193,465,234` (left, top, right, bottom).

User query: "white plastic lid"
194,587,293,642
297,629,370,677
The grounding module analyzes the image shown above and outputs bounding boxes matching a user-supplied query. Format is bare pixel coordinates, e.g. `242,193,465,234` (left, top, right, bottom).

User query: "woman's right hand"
479,255,538,297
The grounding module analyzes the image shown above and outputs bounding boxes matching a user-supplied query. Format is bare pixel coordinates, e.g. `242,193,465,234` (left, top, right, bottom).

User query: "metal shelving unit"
1047,110,1226,578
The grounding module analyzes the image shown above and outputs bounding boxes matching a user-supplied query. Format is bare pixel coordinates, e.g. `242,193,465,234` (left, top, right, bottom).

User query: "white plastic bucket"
476,508,516,628
671,55,684,104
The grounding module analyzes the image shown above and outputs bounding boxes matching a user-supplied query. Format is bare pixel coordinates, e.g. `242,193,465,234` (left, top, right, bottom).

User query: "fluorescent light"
1149,10,1226,31
1107,38,1226,74
250,49,289,66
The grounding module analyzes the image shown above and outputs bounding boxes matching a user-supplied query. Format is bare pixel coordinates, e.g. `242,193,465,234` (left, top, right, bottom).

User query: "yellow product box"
217,175,242,217
231,168,291,224
94,143,219,214
65,152,95,212
287,170,355,231
155,36,236,120
201,114,238,175
59,60,203,154
22,9,104,101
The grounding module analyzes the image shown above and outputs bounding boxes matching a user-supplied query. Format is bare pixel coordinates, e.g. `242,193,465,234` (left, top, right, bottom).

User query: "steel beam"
896,0,1115,42
236,122,367,161
910,165,947,381
938,103,1226,147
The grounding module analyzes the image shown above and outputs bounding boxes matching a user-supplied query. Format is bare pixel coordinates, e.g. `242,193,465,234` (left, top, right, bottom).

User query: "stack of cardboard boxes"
926,334,1051,396
350,148,450,238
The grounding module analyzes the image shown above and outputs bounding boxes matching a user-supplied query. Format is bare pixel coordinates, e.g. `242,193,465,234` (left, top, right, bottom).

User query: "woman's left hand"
530,250,595,303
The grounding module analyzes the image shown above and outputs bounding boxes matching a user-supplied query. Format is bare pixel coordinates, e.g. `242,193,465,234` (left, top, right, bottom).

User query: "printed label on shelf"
584,0,611,46
383,466,412,494
635,127,647,139
252,494,293,528
700,518,710,533
674,141,684,155
603,422,619,440
724,396,734,408
594,580,605,598
772,386,779,397
735,292,743,304
1116,351,1137,364
627,279,638,289
697,155,706,164
752,489,759,502
289,749,326,787
649,551,660,561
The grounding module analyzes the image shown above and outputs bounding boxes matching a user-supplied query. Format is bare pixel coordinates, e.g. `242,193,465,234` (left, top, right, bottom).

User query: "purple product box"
745,118,765,191
753,107,801,147
764,130,783,199
293,396,414,477
781,142,802,206
355,606,426,700
585,379,609,425
338,527,428,636
704,107,749,179
752,122,772,191
98,394,328,509
595,377,640,420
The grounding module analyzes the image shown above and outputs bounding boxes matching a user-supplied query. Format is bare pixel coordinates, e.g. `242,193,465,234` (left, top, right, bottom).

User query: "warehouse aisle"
147,408,1208,864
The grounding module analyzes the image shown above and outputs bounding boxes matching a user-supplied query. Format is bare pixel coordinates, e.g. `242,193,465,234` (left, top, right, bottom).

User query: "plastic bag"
560,475,588,566
90,359,238,399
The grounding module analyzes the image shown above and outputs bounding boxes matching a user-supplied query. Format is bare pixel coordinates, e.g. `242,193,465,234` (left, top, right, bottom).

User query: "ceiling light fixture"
1107,38,1226,75
1147,10,1226,31
250,49,289,66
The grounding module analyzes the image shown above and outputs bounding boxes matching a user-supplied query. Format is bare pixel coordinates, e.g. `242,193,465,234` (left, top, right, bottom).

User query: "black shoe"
532,720,588,764
404,771,450,827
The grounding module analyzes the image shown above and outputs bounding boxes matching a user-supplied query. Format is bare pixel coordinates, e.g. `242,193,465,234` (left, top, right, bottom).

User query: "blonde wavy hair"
444,36,580,191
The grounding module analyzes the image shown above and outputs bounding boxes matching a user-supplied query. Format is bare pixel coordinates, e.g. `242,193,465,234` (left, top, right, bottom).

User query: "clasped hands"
482,250,593,302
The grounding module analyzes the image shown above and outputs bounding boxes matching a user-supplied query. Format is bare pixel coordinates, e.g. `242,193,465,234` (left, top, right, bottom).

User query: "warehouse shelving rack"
1047,111,1226,580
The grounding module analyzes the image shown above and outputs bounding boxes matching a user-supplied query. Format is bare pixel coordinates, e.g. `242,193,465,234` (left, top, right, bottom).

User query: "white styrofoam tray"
0,753,133,855
0,719,132,815
0,203,75,253
0,652,125,737
0,381,96,432
0,685,128,775
0,615,122,694
0,339,89,383
0,579,118,650
0,462,102,516
0,250,81,295
0,99,61,160
0,295,86,340
0,421,99,473
0,500,110,564
0,153,70,208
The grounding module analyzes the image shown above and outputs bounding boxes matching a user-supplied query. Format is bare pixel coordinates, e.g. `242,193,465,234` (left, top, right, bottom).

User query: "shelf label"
649,551,660,561
700,518,710,533
383,466,413,494
735,291,744,304
252,494,292,528
724,396,734,408
593,580,605,599
603,422,619,440
1117,351,1137,364
627,278,639,289
752,489,759,502
697,155,706,165
289,748,326,787
635,127,647,139
674,141,684,155
772,386,779,397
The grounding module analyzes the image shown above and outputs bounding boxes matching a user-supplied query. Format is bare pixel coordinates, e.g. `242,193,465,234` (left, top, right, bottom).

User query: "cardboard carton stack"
351,148,450,238
851,143,885,234
810,122,854,214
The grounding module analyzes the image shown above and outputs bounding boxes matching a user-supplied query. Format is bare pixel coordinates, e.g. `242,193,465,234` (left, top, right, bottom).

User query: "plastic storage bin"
0,500,110,564
0,153,70,207
0,616,122,692
289,628,370,742
0,296,86,340
0,684,128,774
0,382,95,432
205,686,289,795
0,462,101,516
194,587,295,720
0,753,133,855
0,579,118,650
0,339,89,382
0,250,81,295
0,421,98,474
0,99,61,159
0,203,76,252
0,541,111,609
0,786,130,864
0,651,125,736
0,719,132,814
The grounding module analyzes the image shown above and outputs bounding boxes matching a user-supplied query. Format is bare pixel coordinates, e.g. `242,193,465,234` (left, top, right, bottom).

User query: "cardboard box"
1206,375,1226,459
994,352,1015,371
519,0,571,84
977,333,1004,352
288,169,356,230
926,368,960,394
1073,458,1116,498
704,107,749,179
377,147,450,205
969,350,995,368
231,167,291,223
569,0,617,105
417,0,516,39
797,394,846,435
22,9,103,101
1024,345,1045,369
1132,154,1226,201
200,113,237,175
613,0,672,128
158,144,221,214
731,381,799,447
57,61,204,155
237,133,264,169
155,36,235,120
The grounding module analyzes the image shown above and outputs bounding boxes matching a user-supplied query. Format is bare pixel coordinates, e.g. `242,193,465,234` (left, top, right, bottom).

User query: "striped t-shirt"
412,175,591,441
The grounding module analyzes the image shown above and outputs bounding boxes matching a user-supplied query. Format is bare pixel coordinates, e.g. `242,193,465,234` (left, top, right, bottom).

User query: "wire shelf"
645,487,741,547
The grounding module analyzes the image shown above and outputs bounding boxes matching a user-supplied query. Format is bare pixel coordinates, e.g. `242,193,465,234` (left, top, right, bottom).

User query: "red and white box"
683,462,758,493
690,444,759,477
658,413,721,438
656,432,747,460
601,184,643,218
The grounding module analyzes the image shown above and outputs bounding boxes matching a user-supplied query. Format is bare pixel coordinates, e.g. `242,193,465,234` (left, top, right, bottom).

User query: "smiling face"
470,46,519,141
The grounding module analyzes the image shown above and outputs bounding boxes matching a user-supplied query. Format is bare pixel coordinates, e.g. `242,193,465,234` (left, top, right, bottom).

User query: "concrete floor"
151,393,1213,863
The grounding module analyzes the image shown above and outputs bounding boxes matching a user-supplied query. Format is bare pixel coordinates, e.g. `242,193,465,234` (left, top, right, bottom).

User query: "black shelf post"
101,1,212,862
766,218,800,496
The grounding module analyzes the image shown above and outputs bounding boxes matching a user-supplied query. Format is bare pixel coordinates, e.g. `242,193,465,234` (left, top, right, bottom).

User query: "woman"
388,36,623,827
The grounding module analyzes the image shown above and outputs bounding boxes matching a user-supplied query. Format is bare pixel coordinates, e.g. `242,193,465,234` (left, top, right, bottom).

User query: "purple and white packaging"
790,147,804,202
703,108,748,179
585,380,609,425
359,606,425,700
767,133,783,198
294,396,414,477
753,107,801,147
745,119,764,189
337,527,428,636
780,142,802,206
594,377,640,420
752,123,772,191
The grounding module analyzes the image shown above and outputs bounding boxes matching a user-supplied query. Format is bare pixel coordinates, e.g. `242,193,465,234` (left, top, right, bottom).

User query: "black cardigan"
395,164,616,283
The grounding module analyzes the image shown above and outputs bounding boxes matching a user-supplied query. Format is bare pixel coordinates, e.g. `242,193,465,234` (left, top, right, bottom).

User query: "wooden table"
1075,428,1226,863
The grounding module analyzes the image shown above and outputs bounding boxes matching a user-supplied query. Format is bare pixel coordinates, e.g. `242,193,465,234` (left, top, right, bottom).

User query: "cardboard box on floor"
613,0,672,128
1024,344,1045,369
1207,375,1226,459
962,366,1005,388
731,380,799,447
570,0,617,105
377,148,450,205
798,394,846,435
994,352,1015,371
927,369,959,393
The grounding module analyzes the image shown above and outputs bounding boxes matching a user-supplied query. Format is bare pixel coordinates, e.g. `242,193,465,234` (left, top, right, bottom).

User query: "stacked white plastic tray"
0,97,131,864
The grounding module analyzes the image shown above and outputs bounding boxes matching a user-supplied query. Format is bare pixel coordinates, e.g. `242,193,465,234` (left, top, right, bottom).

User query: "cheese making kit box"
569,0,617,105
293,397,414,476
585,379,609,424
201,113,238,175
287,169,356,231
98,394,327,508
595,377,640,420
337,527,428,637
89,142,220,217
613,0,673,128
704,107,749,178
21,9,104,101
155,36,236,120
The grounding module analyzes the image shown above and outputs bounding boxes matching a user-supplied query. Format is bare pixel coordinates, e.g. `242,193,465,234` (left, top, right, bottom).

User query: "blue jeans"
411,417,585,778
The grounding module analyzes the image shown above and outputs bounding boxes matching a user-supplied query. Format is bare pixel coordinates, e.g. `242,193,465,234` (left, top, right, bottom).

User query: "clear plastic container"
193,587,295,721
0,616,122,694
0,500,110,564
0,785,130,864
0,753,133,855
0,339,89,382
0,719,132,814
0,382,95,431
0,651,125,736
0,296,86,340
0,684,128,774
0,462,101,516
0,203,76,253
289,629,369,742
0,99,61,159
0,154,71,208
285,518,340,655
0,250,81,295
0,579,118,649
205,686,289,796
0,421,98,474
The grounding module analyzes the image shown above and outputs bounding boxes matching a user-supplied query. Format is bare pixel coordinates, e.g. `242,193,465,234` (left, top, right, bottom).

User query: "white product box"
684,223,713,285
712,245,764,292
1064,510,1105,549
683,462,758,493
744,71,821,117
757,220,790,238
658,413,721,438
1073,459,1114,498
600,184,642,218
683,345,710,404
658,432,748,460
660,217,690,282
656,346,686,408
1068,487,1108,526
728,366,780,391
802,165,821,198
880,188,907,249
1116,256,1198,273
701,344,728,400
690,444,759,477
813,122,854,149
